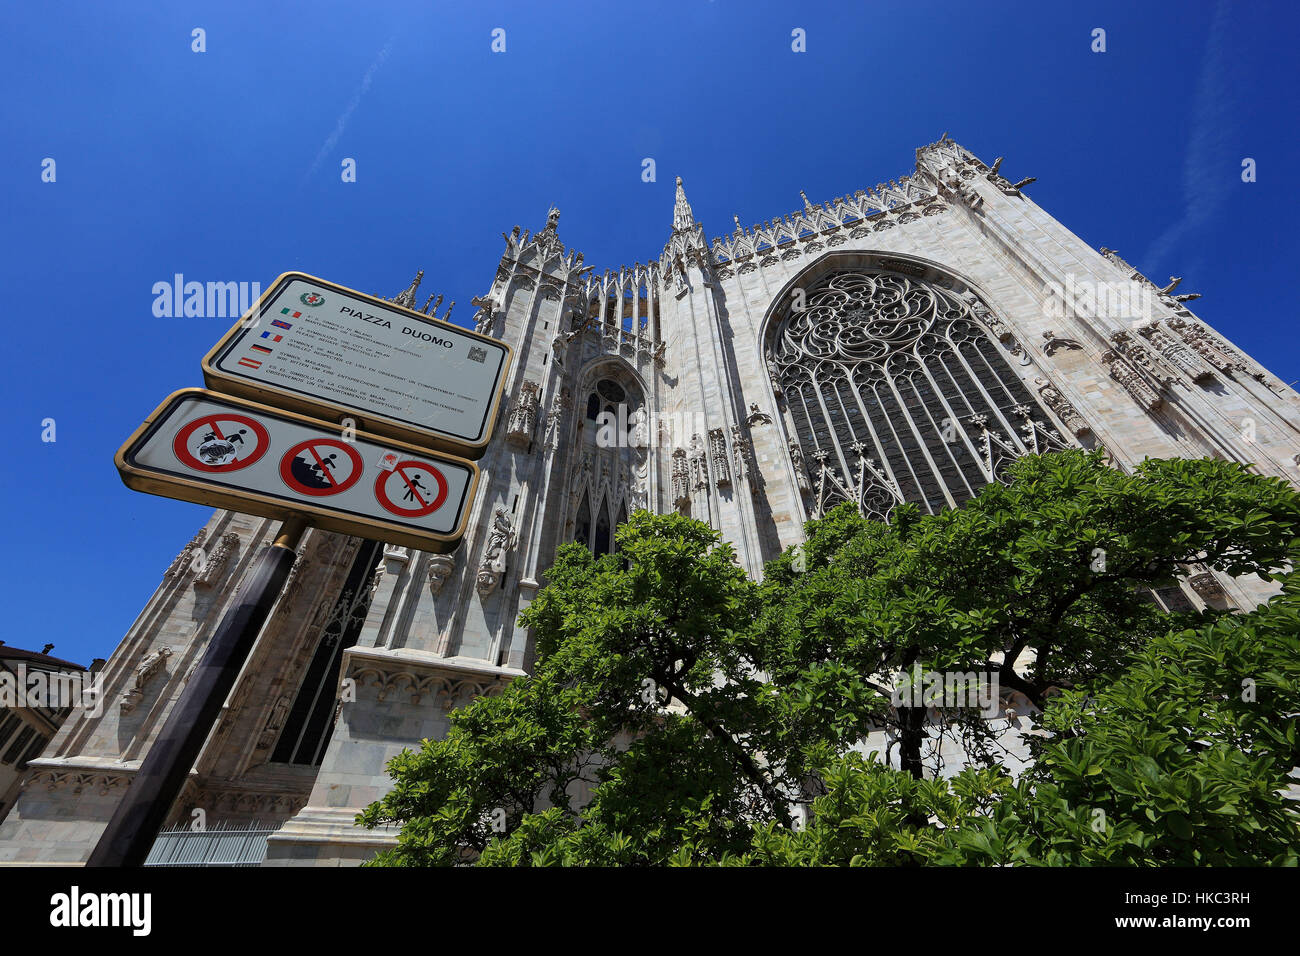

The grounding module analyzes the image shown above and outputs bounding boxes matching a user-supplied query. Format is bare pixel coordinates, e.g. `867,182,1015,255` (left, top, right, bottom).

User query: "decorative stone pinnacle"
672,176,696,232
392,270,424,310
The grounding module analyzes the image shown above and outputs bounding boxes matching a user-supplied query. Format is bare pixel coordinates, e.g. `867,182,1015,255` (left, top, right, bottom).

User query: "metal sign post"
100,269,510,865
87,518,308,867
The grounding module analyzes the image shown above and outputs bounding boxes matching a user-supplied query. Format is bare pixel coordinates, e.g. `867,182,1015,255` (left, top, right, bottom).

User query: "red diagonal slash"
304,444,338,488
396,466,429,507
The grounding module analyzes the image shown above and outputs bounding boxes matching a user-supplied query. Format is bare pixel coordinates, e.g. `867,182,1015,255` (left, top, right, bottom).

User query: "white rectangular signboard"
116,389,479,553
202,272,511,459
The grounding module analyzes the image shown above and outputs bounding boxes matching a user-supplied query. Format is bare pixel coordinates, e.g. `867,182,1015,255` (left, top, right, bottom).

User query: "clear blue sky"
2,0,1297,666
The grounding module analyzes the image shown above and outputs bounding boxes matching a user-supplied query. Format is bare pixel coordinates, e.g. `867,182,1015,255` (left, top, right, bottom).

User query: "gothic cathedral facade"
4,136,1298,865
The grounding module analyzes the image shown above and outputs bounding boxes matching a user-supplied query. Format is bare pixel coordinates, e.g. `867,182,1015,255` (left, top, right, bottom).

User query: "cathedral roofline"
476,136,1015,301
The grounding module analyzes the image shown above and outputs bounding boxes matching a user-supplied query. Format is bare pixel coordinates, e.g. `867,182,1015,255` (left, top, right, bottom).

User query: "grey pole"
86,518,308,867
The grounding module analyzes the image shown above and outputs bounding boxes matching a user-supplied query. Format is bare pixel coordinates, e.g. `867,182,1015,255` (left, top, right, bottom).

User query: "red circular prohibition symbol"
173,413,270,472
374,461,448,518
279,438,364,497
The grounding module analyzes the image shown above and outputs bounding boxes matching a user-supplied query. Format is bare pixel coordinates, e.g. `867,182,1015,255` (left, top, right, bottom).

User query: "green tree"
759,450,1300,779
752,571,1300,866
358,450,1300,865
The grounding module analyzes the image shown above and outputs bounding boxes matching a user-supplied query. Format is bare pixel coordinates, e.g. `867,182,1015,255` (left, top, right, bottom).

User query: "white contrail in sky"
304,38,395,183
1142,0,1234,272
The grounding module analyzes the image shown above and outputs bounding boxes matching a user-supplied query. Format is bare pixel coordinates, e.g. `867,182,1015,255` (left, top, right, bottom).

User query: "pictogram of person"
402,473,429,502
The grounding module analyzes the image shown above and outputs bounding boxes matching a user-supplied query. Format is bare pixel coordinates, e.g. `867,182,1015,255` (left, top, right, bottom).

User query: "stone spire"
391,270,424,310
672,176,696,232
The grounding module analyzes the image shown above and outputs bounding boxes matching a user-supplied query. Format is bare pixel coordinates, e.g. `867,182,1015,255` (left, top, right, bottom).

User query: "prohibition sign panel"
173,412,270,472
115,388,479,553
201,271,512,459
280,438,363,497
375,461,449,517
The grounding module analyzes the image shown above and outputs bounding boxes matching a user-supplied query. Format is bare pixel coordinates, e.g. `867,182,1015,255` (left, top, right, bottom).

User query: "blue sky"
2,0,1297,666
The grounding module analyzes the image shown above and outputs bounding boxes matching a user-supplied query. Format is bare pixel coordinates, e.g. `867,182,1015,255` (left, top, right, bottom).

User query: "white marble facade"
3,136,1298,865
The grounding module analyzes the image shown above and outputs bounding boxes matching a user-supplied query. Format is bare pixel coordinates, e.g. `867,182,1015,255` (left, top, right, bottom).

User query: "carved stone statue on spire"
471,294,497,335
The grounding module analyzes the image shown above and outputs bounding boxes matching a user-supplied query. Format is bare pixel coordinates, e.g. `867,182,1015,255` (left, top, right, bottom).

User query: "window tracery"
770,268,1074,521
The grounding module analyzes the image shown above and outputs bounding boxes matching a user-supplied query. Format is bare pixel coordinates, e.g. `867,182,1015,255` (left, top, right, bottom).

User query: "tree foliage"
358,450,1300,865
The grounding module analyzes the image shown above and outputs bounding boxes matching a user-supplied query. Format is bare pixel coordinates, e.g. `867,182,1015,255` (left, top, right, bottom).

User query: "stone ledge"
341,647,526,708
264,806,397,848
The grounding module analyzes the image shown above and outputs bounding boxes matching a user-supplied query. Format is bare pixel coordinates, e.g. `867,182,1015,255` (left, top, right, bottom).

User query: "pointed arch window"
770,267,1073,522
593,503,612,556
574,491,592,550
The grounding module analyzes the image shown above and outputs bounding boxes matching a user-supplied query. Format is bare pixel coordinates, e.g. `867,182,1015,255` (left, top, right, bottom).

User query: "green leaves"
359,451,1300,867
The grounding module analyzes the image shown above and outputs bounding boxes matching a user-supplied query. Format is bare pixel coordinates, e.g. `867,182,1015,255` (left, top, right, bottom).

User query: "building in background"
2,136,1297,865
0,643,97,824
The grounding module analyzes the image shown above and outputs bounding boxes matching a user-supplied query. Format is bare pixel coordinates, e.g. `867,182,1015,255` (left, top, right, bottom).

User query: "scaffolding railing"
143,819,280,867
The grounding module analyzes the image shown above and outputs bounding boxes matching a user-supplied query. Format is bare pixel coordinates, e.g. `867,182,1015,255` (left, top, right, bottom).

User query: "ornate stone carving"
476,509,517,597
1041,330,1084,356
985,156,1037,195
789,439,812,493
767,359,784,398
671,449,690,507
280,537,312,602
628,405,651,450
194,532,239,588
746,403,773,426
165,528,206,579
471,294,497,335
182,786,307,818
1032,377,1092,437
390,270,424,310
257,694,292,751
1137,321,1214,382
32,769,131,796
1188,568,1227,603
506,379,542,448
1155,275,1201,306
1108,330,1173,387
543,388,571,452
961,293,1012,342
731,426,750,483
551,331,576,367
427,554,455,595
1102,349,1163,412
1166,317,1245,373
709,428,731,487
121,647,172,713
689,434,709,489
344,656,509,712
